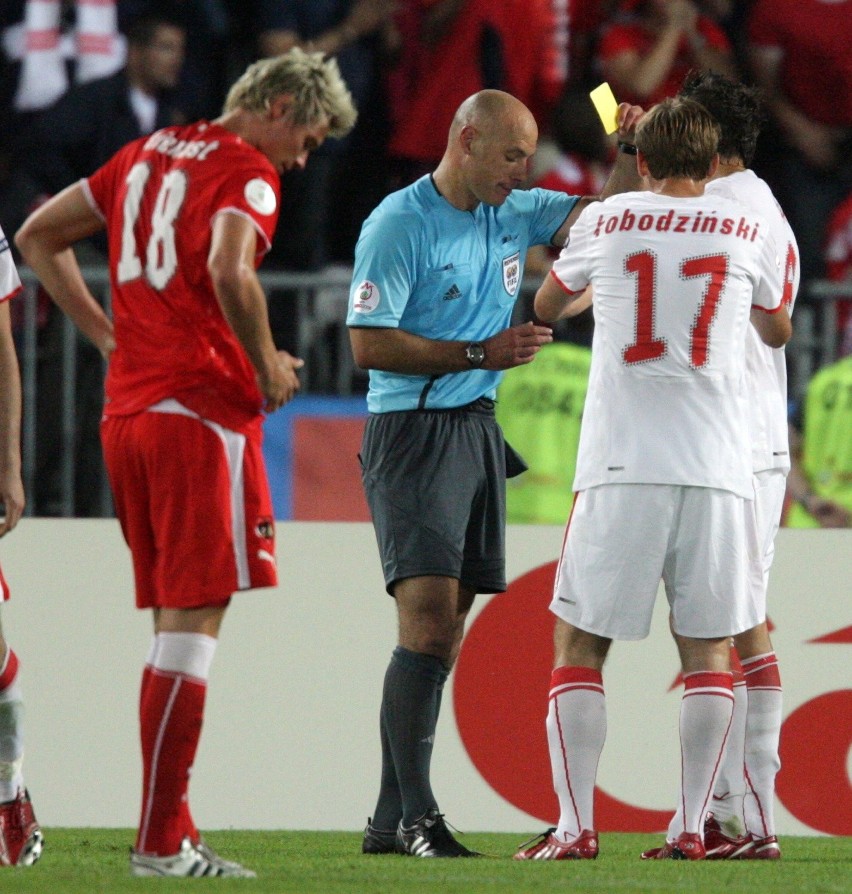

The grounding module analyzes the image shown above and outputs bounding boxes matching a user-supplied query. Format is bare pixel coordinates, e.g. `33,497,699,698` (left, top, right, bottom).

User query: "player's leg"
0,606,24,804
671,634,734,838
550,620,609,842
0,601,42,867
644,486,749,861
731,469,784,857
515,618,607,861
648,634,734,860
518,485,670,862
733,622,782,856
137,605,225,856
706,643,748,838
105,409,270,877
707,485,759,833
665,637,750,857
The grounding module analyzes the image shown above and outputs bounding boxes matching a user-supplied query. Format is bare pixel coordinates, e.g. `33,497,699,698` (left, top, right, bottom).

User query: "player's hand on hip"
483,321,552,369
262,351,305,412
99,333,116,363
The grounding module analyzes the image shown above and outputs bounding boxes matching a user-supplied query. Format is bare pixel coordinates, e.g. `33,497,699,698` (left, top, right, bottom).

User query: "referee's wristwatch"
465,342,486,368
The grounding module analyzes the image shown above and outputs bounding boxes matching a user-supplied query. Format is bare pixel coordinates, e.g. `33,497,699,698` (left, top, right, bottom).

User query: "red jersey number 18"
117,163,188,290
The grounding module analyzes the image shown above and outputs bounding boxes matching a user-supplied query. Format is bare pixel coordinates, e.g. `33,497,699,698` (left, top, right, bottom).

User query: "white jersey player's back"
706,170,799,473
551,190,784,498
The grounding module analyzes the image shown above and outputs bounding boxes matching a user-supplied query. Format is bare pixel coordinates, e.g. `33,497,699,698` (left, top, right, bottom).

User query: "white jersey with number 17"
551,190,784,498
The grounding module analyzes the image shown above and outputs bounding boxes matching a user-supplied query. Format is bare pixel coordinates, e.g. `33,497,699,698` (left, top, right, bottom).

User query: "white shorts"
550,484,760,640
744,469,787,621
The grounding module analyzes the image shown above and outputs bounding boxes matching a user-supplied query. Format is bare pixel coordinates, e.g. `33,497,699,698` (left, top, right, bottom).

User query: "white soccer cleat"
130,836,257,877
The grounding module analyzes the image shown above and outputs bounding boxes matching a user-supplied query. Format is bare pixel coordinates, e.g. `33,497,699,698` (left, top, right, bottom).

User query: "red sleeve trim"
751,301,786,314
0,285,23,304
549,268,584,296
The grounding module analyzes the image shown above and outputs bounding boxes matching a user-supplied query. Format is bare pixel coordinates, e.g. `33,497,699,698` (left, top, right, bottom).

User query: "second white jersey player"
706,170,799,475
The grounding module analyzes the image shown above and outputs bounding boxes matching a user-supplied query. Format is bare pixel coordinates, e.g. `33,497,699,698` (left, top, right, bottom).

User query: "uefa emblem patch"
502,251,520,296
352,280,380,314
244,178,277,215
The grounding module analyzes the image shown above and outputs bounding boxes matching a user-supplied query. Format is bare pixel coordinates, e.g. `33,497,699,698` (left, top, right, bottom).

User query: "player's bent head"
223,46,357,139
636,97,720,181
679,70,766,167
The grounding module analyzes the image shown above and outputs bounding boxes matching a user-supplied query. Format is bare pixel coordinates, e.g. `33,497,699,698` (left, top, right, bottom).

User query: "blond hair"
224,47,357,138
635,97,720,180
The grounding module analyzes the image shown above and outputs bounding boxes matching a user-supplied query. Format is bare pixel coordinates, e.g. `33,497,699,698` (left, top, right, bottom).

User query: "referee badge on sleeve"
352,280,380,314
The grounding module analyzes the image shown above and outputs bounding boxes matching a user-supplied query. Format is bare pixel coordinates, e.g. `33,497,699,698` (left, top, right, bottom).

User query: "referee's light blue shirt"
347,175,577,413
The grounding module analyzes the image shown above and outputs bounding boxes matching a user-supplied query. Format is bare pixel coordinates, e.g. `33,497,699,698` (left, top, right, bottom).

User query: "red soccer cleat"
703,813,753,859
0,789,43,867
739,834,781,860
514,827,599,861
641,831,706,860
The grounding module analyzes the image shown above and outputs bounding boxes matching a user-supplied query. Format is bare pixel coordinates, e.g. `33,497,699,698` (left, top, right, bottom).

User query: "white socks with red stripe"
667,671,734,840
741,652,782,838
547,666,606,842
709,651,747,834
0,647,25,802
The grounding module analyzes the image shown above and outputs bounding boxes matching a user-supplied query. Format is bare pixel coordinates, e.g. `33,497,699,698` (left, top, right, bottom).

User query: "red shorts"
101,404,277,610
0,563,9,602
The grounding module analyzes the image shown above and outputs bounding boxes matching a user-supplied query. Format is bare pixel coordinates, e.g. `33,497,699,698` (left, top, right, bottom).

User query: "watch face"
466,343,485,367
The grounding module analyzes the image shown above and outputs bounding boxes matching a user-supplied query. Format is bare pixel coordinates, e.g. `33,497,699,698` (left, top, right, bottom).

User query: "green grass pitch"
1,829,849,893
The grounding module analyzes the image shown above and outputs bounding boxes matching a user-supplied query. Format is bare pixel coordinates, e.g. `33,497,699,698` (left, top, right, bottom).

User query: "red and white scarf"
12,0,126,111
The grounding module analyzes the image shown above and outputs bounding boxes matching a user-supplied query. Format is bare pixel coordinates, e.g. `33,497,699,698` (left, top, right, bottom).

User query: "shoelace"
438,814,467,837
516,827,557,851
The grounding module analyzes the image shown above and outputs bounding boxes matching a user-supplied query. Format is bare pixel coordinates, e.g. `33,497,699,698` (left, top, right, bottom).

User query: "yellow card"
589,82,619,134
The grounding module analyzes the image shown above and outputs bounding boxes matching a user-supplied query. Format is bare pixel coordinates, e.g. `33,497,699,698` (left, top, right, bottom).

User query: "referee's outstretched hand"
482,321,553,370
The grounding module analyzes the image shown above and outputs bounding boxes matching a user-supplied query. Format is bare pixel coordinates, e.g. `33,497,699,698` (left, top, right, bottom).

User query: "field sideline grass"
0,829,849,893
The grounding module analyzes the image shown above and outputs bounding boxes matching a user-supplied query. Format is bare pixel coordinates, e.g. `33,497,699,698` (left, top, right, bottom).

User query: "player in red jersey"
0,226,43,869
15,48,357,878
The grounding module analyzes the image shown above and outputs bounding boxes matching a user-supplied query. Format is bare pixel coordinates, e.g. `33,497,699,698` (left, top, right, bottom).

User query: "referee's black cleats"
361,818,398,854
395,808,482,858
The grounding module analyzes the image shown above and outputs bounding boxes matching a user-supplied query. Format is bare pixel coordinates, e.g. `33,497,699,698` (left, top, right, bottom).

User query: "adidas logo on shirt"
443,284,462,301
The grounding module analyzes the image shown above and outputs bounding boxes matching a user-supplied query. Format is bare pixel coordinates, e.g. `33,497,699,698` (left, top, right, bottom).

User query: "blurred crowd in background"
1,0,850,520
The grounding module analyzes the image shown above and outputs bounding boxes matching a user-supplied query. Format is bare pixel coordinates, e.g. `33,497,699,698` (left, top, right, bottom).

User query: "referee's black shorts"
360,398,510,595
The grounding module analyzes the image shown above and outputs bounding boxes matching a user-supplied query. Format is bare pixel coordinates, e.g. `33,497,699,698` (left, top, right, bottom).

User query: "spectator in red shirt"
557,0,621,88
748,0,852,293
597,0,736,107
823,191,852,357
386,0,565,186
